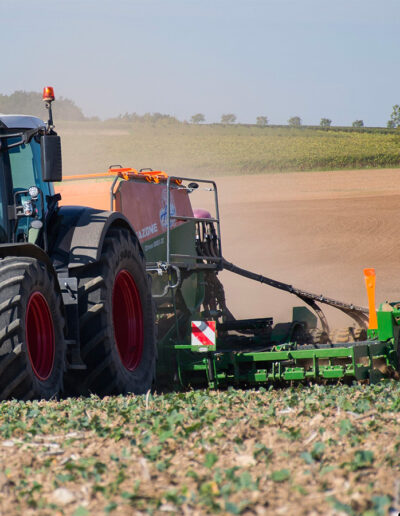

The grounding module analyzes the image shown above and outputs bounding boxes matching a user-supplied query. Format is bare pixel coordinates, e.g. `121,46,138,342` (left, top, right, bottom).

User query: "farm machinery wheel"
203,271,235,321
0,257,65,400
310,327,367,345
76,227,156,396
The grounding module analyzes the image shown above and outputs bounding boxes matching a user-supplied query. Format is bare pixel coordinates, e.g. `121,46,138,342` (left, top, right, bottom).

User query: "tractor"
0,87,156,399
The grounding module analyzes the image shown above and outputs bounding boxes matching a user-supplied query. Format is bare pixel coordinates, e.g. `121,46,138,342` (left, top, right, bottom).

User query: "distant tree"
190,113,205,124
143,112,180,124
0,90,86,121
112,112,180,124
320,118,332,128
352,120,364,128
387,120,396,129
388,104,400,128
220,113,236,124
256,116,268,126
288,116,302,127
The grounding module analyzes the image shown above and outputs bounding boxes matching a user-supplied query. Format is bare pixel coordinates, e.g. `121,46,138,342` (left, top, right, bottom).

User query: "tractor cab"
0,92,62,249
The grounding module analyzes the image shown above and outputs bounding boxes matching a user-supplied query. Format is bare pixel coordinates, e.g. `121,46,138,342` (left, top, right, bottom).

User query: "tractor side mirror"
41,135,62,182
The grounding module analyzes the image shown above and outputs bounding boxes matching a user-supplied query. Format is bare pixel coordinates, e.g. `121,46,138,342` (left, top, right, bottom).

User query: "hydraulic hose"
221,258,369,331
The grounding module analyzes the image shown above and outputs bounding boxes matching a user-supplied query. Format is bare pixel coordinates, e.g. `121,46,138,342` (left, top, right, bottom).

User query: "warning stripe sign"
191,321,216,349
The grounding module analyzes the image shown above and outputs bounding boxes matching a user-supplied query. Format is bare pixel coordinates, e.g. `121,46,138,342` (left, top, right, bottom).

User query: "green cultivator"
172,318,399,388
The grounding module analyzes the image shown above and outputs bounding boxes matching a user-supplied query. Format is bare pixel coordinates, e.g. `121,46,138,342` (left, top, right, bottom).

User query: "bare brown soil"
210,169,400,326
58,168,400,328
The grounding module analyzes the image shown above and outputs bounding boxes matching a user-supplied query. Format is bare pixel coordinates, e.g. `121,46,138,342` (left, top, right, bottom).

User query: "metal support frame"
172,337,397,388
166,175,222,268
58,276,86,370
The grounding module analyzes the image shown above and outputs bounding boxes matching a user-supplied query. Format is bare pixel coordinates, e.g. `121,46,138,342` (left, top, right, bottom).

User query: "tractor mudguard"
49,206,142,270
0,242,59,288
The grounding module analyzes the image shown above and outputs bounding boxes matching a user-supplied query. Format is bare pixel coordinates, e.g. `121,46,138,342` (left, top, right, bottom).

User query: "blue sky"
1,0,399,125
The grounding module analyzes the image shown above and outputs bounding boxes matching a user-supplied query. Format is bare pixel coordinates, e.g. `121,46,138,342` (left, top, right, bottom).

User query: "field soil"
58,167,400,328
209,168,400,326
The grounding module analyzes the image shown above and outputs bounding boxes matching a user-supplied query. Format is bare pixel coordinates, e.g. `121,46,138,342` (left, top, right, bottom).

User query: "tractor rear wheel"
0,257,65,400
76,227,156,395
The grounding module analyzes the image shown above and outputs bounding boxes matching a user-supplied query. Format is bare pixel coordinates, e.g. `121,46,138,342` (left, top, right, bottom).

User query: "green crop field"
0,382,399,515
57,121,400,177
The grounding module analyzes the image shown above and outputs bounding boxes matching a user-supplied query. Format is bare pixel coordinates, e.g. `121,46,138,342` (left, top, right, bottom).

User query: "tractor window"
8,138,53,205
8,138,54,242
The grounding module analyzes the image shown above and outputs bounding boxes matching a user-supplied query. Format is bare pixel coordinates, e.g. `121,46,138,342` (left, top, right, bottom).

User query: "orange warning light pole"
42,86,55,130
363,268,378,330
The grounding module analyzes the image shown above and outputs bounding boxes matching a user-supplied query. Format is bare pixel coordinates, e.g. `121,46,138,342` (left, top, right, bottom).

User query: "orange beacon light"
42,86,55,102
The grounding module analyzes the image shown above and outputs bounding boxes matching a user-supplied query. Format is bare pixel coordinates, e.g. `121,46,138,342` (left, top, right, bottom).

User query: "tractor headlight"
28,186,39,200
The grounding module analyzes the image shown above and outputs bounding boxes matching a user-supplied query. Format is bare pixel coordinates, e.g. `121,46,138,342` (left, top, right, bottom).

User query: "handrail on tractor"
166,175,222,267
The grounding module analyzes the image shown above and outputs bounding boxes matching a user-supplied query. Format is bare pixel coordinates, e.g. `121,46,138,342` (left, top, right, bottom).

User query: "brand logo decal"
159,189,177,228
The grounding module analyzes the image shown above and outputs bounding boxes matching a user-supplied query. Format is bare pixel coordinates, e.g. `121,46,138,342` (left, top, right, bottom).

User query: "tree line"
3,91,400,128
191,106,400,128
191,114,387,128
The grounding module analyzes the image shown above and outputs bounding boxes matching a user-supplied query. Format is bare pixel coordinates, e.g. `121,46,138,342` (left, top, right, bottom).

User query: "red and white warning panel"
191,321,216,352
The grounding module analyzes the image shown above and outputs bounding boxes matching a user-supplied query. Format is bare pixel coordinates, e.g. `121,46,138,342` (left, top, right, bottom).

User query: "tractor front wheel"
0,257,65,400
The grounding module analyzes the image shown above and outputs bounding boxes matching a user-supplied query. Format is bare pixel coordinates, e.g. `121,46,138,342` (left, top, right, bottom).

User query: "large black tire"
75,227,156,396
0,257,65,400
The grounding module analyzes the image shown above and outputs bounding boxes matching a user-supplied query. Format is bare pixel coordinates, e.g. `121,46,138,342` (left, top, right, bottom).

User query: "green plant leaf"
311,442,325,460
72,507,90,516
204,452,218,469
271,469,290,483
300,451,314,464
327,496,354,515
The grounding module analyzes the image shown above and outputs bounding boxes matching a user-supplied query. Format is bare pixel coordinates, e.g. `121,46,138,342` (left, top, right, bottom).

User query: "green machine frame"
170,304,399,389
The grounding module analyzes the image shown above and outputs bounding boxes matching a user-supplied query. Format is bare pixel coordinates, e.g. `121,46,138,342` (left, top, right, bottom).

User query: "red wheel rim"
112,269,144,371
26,292,55,381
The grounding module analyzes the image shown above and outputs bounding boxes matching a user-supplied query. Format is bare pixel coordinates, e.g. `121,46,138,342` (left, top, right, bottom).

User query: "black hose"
221,258,369,330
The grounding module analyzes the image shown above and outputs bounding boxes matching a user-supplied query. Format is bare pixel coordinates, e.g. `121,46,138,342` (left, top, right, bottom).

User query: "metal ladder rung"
170,215,219,223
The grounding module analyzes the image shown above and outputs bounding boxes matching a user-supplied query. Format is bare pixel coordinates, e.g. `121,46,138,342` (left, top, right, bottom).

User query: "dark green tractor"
0,88,156,400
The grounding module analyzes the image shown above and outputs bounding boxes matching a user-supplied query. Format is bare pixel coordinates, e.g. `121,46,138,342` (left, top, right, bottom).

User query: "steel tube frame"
166,176,222,266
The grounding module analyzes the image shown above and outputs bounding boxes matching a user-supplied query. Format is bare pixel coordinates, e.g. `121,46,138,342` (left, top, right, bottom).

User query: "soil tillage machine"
0,86,397,401
59,167,399,391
